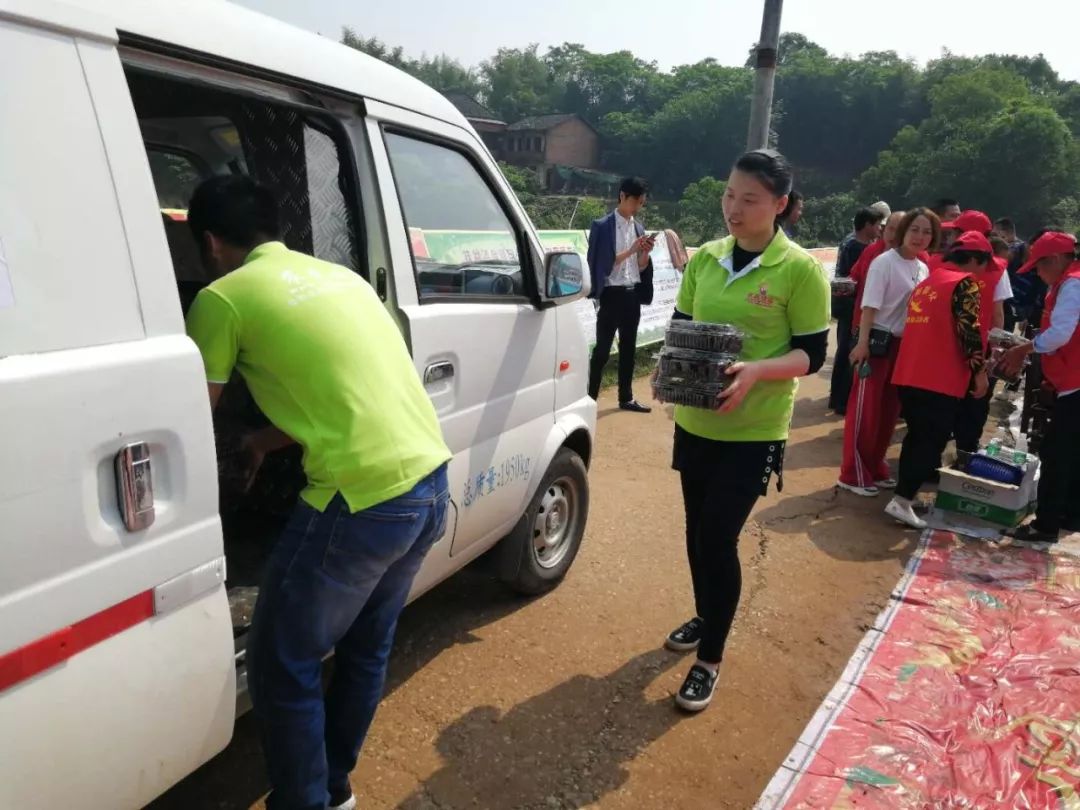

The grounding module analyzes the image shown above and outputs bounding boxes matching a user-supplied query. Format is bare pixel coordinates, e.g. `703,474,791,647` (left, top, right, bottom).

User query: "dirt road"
153,364,921,810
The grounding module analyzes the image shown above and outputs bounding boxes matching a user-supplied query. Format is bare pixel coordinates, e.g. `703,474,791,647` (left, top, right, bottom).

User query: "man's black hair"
619,176,649,198
931,197,960,217
188,174,281,249
944,248,991,267
995,216,1016,232
853,206,886,231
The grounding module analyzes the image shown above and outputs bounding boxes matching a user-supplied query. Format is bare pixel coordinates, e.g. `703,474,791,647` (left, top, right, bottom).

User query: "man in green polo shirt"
184,175,450,810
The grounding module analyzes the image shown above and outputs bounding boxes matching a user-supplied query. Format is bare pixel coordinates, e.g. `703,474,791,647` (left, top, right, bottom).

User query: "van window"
147,149,207,211
125,70,362,289
385,133,526,302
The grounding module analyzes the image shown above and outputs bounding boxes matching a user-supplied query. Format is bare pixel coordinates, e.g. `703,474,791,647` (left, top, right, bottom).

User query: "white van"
0,1,597,806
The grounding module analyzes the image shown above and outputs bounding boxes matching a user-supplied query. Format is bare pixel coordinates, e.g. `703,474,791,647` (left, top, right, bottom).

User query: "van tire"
497,448,589,595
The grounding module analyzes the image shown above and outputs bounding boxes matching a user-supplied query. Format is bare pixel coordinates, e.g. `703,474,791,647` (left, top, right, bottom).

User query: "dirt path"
153,365,921,810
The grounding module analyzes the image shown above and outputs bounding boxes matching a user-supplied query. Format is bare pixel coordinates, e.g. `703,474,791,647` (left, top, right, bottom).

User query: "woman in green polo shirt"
657,150,831,712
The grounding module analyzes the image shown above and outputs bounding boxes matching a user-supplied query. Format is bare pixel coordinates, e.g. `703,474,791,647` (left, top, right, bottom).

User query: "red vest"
893,267,974,398
1041,263,1080,393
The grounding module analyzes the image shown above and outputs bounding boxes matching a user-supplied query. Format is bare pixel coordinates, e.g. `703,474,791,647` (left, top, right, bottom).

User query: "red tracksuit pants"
839,339,902,488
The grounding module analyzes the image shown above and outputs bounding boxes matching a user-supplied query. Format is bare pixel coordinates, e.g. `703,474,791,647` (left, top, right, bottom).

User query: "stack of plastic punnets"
830,277,857,297
654,322,744,409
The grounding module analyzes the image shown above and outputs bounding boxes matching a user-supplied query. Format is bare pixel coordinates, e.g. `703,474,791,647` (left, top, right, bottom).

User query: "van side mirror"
544,251,584,299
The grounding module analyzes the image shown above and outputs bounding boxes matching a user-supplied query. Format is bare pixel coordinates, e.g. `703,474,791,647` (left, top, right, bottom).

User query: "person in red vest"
997,231,1080,542
886,231,993,528
953,251,1012,451
929,210,993,272
931,211,1014,453
839,209,938,496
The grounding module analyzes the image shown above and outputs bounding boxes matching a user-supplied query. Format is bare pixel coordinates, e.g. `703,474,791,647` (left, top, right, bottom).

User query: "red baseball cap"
1018,231,1077,274
951,231,993,254
941,210,993,234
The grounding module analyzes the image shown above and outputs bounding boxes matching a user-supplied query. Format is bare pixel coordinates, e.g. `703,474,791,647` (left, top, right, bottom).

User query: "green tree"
799,192,859,248
341,27,481,97
676,177,727,245
545,45,667,123
481,45,561,123
745,32,828,68
341,28,410,69
344,27,1080,239
497,161,541,198
971,102,1080,226
412,54,483,98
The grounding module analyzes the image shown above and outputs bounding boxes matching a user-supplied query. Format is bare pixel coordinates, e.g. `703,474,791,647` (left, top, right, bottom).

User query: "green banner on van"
413,229,519,264
407,228,682,355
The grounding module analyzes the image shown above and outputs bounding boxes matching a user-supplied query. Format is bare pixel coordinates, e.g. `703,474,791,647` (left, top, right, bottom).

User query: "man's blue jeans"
248,465,449,809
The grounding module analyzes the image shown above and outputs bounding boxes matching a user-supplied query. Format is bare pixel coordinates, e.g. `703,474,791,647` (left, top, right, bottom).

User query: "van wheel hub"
532,478,578,570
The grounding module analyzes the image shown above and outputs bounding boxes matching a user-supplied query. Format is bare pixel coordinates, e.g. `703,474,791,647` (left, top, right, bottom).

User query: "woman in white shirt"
838,208,940,496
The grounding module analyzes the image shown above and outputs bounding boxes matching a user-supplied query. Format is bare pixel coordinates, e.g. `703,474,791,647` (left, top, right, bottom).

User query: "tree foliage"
675,177,727,245
345,28,1080,240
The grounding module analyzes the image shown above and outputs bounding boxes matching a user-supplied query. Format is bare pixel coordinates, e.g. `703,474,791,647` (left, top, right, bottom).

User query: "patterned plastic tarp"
758,530,1080,809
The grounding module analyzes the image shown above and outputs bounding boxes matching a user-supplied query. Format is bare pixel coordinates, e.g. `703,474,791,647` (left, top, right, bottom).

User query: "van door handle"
115,442,155,532
424,361,454,386
376,267,388,300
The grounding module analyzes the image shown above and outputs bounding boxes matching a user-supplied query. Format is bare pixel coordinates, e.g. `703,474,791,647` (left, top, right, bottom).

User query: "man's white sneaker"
885,498,927,529
874,478,898,490
838,480,879,497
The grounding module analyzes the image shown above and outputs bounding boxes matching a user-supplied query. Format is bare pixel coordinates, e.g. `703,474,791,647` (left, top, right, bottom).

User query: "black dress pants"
588,286,641,403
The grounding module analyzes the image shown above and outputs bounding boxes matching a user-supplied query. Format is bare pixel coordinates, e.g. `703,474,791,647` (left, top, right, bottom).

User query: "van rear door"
0,7,234,808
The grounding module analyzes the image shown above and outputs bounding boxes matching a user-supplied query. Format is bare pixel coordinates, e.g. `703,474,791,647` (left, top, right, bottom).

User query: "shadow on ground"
396,649,685,810
148,566,533,810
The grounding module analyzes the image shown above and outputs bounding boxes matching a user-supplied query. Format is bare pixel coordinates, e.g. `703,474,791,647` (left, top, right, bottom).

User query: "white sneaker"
838,480,879,497
875,478,898,490
885,498,927,529
330,794,357,810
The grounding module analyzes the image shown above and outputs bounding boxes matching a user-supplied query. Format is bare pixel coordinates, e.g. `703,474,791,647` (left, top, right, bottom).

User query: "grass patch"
598,344,660,390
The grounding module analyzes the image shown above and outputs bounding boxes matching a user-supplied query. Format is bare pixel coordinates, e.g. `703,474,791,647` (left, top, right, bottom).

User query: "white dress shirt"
608,213,642,287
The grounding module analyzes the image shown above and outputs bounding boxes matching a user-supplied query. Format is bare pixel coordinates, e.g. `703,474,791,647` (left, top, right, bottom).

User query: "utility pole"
747,0,784,151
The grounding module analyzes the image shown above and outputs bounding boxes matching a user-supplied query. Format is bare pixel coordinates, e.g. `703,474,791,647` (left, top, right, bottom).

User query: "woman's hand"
997,343,1032,378
650,366,662,402
849,341,870,367
972,369,990,400
715,361,763,413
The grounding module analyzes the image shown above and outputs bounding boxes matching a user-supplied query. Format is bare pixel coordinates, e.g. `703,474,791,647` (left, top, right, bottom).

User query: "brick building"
445,95,608,192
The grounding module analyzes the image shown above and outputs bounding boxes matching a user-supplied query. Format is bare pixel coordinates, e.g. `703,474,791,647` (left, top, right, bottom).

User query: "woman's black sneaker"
675,664,718,712
665,617,704,652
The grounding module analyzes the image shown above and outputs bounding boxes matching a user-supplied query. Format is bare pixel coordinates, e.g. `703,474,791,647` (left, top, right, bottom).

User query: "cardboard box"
934,459,1039,528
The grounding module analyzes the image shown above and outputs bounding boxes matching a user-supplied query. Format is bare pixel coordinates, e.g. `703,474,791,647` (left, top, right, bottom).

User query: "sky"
231,0,1080,82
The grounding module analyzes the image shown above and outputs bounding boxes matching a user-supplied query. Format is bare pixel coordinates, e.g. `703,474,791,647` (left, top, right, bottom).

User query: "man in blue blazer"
587,176,655,410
